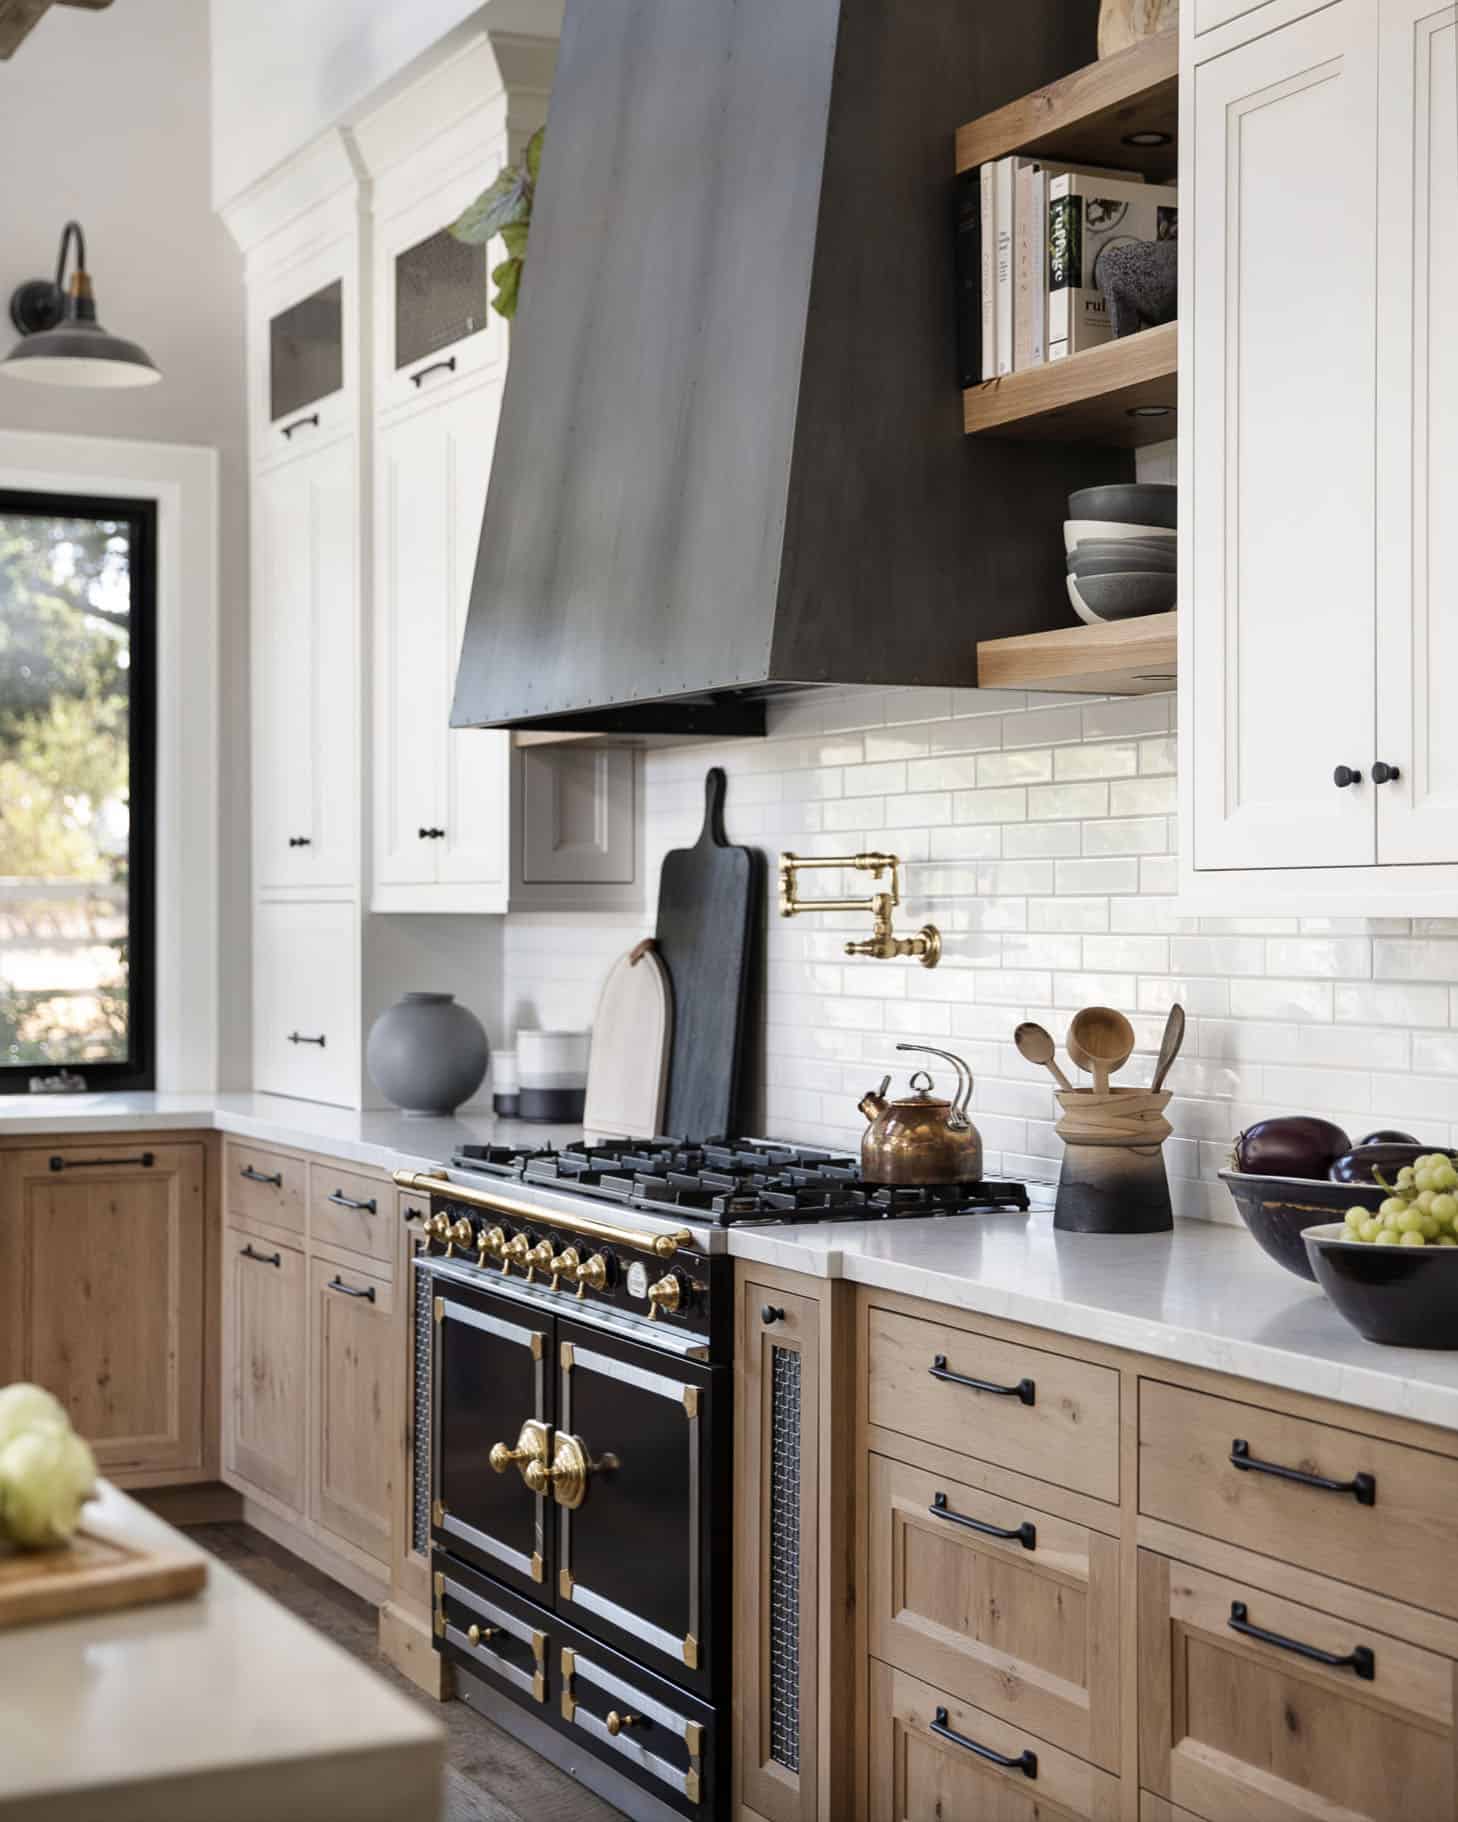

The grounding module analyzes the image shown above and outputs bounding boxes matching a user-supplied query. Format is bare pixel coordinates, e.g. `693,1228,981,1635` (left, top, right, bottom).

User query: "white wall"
209,0,564,205
0,0,249,1088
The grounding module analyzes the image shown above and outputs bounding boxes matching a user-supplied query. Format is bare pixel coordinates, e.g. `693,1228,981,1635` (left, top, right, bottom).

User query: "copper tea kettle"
858,1044,983,1186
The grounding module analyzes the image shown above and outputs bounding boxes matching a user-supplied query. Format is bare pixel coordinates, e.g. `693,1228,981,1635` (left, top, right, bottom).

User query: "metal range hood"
452,0,1113,737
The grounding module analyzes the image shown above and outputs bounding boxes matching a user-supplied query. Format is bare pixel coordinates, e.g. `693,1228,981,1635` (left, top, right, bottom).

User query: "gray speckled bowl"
1067,571,1176,622
1068,482,1178,529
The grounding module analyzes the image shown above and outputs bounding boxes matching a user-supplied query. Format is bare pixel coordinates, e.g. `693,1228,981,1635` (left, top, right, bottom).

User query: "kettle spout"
859,1075,892,1124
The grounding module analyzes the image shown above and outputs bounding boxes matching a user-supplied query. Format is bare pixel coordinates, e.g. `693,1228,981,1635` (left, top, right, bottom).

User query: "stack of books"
956,159,1177,386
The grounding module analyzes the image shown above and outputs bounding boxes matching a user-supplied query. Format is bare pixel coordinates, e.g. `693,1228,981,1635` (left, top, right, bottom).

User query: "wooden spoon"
1150,1003,1186,1093
1014,1021,1073,1091
1067,1006,1136,1096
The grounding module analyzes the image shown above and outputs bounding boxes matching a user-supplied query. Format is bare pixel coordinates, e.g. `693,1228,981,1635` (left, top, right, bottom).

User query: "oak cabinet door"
0,1144,205,1479
224,1224,307,1511
1375,0,1458,864
1138,1551,1455,1819
311,1257,396,1564
1186,0,1379,870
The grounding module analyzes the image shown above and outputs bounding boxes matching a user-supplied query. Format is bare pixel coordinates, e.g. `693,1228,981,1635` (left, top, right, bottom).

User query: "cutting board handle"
698,766,729,847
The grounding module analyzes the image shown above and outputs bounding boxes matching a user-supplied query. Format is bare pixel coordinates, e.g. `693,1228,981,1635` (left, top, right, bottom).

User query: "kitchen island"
0,1481,444,1822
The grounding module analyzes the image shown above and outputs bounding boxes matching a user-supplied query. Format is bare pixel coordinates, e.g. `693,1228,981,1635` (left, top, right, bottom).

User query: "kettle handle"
896,1043,975,1128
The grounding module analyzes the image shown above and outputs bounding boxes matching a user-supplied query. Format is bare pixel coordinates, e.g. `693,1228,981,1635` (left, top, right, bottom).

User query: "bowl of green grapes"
1304,1154,1458,1347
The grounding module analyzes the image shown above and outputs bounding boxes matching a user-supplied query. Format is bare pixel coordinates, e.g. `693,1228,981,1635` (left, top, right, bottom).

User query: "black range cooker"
397,1138,1028,1822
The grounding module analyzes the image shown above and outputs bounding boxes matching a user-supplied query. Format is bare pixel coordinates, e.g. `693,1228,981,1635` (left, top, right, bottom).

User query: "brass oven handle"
393,1169,692,1260
523,1433,589,1509
489,1420,549,1482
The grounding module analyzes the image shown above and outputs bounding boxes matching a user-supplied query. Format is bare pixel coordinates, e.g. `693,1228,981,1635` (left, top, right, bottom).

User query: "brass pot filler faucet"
777,851,941,968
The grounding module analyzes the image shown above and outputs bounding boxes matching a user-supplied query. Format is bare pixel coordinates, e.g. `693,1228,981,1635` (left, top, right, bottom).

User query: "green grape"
1375,1228,1401,1245
1399,1205,1426,1233
1431,1194,1458,1224
1415,1171,1438,1195
1440,1236,1458,1248
1344,1206,1367,1231
1401,1229,1428,1246
1435,1164,1458,1192
1379,1197,1409,1220
1417,1190,1439,1214
1397,1167,1418,1191
1359,1218,1383,1242
1421,1216,1440,1239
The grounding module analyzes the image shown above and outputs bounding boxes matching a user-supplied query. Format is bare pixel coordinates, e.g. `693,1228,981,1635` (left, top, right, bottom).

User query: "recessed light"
1128,404,1173,418
1134,673,1178,685
1123,129,1173,148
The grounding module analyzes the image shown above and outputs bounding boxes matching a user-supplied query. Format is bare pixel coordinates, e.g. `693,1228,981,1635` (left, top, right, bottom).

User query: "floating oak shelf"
963,321,1177,444
977,612,1177,695
955,31,1178,180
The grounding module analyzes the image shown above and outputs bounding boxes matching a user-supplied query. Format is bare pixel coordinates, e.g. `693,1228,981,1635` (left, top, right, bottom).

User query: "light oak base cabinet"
310,1255,395,1564
223,1223,308,1512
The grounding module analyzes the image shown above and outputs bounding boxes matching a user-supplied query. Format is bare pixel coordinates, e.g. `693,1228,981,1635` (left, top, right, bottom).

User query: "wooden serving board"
583,938,674,1141
0,1523,206,1631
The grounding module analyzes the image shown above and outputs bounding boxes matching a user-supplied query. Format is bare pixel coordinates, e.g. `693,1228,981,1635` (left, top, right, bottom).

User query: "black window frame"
0,487,157,1093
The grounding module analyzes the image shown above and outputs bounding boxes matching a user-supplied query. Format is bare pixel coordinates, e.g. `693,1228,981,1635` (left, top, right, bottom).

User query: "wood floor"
191,1523,624,1822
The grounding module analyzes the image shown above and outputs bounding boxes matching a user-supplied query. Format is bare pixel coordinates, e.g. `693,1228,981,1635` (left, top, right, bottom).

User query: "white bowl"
1064,518,1178,555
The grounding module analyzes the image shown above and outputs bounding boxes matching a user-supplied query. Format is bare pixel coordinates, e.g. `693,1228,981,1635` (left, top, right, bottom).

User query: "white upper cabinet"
252,435,360,892
1180,0,1458,908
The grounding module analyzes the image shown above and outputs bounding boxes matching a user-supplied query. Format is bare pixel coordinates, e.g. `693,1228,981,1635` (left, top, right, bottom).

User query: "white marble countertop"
0,1482,442,1822
729,1210,1458,1433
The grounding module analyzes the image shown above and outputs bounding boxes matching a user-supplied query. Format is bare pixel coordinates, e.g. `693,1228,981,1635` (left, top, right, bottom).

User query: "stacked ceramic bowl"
1064,483,1177,625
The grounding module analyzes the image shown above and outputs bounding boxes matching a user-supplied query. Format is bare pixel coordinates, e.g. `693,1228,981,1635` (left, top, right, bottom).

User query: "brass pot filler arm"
778,851,940,968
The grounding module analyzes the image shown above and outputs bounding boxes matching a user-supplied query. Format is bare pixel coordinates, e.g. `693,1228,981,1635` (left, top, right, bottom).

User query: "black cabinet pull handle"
240,1165,283,1187
1228,1601,1374,1679
280,411,320,439
929,1491,1036,1551
288,835,312,848
240,1244,282,1268
288,1031,327,1047
1333,765,1363,788
328,1275,377,1302
327,1189,378,1214
1372,761,1401,784
761,1305,785,1325
931,1354,1035,1406
49,1152,154,1172
1230,1439,1375,1506
417,826,446,840
410,356,457,388
930,1708,1037,1779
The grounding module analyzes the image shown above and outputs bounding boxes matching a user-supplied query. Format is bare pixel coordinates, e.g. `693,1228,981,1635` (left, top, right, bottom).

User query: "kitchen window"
0,490,155,1091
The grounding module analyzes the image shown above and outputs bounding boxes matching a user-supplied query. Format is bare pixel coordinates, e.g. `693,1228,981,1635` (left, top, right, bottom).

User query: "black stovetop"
451,1136,1029,1227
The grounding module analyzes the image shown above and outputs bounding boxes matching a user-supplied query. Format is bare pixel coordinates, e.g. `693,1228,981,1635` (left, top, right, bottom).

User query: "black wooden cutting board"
654,768,762,1141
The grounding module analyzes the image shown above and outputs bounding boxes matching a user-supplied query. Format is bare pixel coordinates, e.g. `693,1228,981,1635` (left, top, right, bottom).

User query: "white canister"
517,1030,590,1122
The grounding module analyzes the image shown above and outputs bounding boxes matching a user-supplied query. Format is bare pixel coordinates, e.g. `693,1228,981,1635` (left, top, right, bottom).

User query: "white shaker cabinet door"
252,437,360,891
1186,1,1379,871
1375,1,1458,864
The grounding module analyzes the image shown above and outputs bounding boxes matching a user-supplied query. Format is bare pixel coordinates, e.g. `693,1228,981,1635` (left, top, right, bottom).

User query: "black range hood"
452,0,1117,737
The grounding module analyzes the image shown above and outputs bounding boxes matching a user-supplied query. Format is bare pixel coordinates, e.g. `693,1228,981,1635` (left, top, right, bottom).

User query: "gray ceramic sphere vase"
366,992,489,1117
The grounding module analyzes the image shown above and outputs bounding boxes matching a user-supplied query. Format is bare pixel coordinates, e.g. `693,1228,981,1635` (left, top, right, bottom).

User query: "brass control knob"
446,1216,474,1253
466,1623,499,1647
647,1273,681,1320
425,1211,452,1245
549,1246,580,1288
476,1225,506,1264
500,1232,531,1274
605,1711,640,1737
523,1238,555,1280
574,1253,609,1298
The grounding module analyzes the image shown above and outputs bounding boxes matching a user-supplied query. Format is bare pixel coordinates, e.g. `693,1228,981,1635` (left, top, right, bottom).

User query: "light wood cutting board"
583,938,673,1142
0,1517,206,1630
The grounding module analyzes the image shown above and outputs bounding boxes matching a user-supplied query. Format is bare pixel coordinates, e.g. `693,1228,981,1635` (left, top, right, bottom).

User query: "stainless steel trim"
569,1650,698,1746
443,1620,541,1702
572,1344,692,1407
570,1707,695,1799
569,1580,695,1669
438,1295,539,1350
440,1508,539,1582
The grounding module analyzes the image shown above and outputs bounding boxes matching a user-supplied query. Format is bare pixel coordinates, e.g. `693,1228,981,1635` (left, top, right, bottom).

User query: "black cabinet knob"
1332,765,1362,789
1372,761,1401,785
761,1305,785,1326
418,826,446,840
288,835,312,847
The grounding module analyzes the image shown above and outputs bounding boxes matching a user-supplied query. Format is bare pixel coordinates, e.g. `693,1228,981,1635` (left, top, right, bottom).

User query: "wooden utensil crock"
1054,1086,1173,1233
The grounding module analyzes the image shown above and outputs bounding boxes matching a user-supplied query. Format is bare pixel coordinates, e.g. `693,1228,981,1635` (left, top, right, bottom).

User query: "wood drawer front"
1140,1380,1458,1620
867,1307,1120,1504
225,1141,305,1234
869,1658,1121,1822
1138,1551,1455,1821
868,1453,1120,1770
308,1162,393,1269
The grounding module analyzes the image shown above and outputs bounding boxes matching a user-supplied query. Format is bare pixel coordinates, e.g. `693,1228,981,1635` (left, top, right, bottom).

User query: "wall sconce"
778,852,940,968
3,219,160,388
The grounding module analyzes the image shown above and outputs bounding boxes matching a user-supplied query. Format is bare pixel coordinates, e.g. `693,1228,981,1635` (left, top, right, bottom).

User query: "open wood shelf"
977,612,1176,695
963,321,1177,443
955,31,1178,180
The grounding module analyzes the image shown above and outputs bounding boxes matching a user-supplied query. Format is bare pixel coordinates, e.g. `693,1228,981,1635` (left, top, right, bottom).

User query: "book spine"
1047,173,1080,362
994,156,1015,378
954,168,981,387
1013,160,1035,372
979,164,995,382
1030,167,1047,367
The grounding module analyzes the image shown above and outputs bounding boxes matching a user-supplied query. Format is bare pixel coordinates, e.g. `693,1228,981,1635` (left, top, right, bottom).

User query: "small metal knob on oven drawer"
466,1623,499,1647
605,1711,640,1736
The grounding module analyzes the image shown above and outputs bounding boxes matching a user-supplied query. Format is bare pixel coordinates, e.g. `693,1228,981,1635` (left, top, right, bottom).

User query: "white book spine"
1013,160,1035,372
994,156,1015,377
1030,167,1048,366
979,164,995,382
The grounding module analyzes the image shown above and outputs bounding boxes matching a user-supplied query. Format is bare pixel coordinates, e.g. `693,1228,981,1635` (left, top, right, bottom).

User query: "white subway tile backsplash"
504,685,1458,1200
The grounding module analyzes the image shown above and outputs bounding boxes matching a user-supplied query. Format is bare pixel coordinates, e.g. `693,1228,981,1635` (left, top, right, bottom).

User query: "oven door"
552,1318,724,1697
431,1273,553,1597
